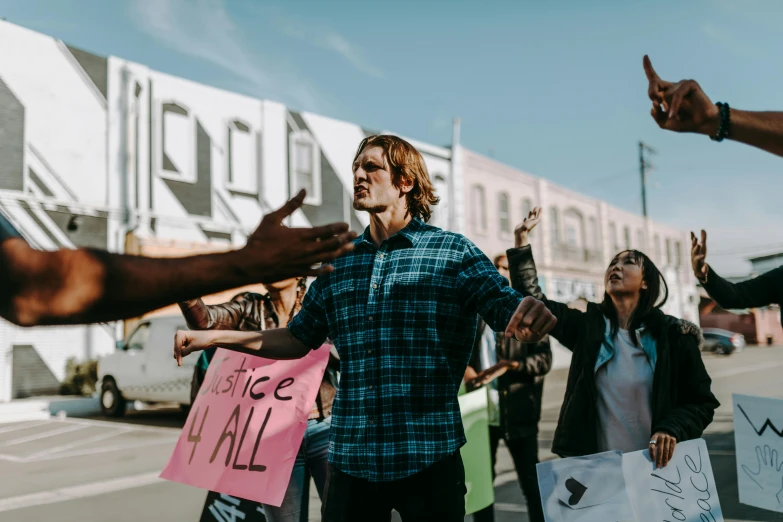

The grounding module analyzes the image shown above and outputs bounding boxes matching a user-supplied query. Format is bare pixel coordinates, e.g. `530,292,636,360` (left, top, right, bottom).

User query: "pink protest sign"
160,346,330,507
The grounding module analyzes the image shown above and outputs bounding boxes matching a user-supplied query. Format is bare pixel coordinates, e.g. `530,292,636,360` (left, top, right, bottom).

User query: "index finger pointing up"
643,55,659,82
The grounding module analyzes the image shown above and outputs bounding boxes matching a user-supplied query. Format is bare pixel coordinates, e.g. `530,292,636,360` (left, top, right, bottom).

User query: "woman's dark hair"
600,250,668,346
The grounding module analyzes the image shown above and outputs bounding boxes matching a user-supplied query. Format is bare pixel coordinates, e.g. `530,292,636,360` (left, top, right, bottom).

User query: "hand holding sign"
649,431,677,469
174,330,212,366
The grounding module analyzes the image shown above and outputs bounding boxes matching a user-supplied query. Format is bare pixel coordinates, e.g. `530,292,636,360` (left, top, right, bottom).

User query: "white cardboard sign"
733,393,783,512
538,439,723,522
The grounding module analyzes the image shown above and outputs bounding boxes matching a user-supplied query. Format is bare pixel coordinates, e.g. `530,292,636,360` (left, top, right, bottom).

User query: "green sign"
458,386,494,514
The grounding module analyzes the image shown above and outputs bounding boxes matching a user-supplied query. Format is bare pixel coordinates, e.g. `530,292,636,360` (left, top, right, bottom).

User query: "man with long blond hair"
174,135,557,521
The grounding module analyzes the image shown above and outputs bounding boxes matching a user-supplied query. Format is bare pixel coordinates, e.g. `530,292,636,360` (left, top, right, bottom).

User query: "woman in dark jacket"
507,209,719,468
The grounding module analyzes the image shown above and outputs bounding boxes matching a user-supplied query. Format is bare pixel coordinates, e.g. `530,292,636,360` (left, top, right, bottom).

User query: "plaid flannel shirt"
288,218,523,482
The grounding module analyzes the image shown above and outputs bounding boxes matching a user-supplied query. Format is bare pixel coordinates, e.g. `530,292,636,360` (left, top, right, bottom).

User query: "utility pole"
638,141,656,218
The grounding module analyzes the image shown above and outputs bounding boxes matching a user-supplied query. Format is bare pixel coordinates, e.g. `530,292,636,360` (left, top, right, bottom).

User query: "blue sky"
2,0,782,275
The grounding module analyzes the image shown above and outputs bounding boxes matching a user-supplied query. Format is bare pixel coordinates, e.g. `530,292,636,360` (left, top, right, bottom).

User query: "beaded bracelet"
710,102,731,142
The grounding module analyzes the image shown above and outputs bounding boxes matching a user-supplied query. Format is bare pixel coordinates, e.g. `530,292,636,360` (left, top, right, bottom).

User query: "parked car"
97,316,194,417
702,328,746,355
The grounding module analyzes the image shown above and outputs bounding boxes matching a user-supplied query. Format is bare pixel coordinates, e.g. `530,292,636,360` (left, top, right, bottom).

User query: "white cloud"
320,32,385,79
276,15,384,78
128,0,324,110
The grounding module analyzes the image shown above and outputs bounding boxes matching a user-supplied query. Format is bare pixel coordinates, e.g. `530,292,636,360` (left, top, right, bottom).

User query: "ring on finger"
649,440,657,445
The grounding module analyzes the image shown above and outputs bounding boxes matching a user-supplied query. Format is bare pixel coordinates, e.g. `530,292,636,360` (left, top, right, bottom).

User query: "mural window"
623,226,631,250
637,229,645,250
159,102,196,182
289,130,321,206
227,119,258,195
675,241,682,267
471,184,487,234
498,192,511,235
666,238,673,265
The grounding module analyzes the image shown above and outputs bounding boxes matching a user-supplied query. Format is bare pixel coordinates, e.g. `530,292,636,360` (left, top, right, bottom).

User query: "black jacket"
470,320,552,439
703,265,783,324
468,247,552,439
507,245,720,457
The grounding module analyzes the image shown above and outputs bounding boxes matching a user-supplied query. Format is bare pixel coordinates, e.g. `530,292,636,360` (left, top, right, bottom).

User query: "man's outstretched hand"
504,296,556,343
643,55,719,136
242,190,357,283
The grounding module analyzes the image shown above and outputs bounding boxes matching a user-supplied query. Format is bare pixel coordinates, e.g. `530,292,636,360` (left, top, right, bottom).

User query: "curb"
0,395,102,424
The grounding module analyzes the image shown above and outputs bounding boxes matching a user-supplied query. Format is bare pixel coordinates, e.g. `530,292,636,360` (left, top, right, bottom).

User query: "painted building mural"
0,21,456,401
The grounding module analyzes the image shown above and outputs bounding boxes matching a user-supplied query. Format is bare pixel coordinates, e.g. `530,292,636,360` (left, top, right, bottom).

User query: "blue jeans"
262,416,331,522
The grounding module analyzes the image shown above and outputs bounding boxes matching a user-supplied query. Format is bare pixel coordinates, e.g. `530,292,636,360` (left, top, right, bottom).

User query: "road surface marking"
23,427,132,461
0,421,50,435
0,424,85,447
59,416,181,434
0,471,163,513
30,436,178,462
709,359,783,379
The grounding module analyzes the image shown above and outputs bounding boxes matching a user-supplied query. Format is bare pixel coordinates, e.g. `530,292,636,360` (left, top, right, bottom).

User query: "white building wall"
0,20,455,401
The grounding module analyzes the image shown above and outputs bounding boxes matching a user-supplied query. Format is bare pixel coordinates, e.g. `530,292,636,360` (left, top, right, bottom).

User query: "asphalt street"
1,346,783,521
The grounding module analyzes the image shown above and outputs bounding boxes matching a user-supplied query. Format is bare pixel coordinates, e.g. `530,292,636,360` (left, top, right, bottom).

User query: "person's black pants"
321,451,467,522
472,426,544,522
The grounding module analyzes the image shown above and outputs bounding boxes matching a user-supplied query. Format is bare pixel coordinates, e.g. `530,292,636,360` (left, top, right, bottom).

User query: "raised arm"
644,55,783,158
509,207,545,300
0,190,355,327
692,230,782,310
174,327,311,366
506,210,586,350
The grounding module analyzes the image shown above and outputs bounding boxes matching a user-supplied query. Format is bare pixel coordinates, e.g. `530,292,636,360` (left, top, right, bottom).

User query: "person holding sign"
174,134,557,522
690,229,783,327
465,209,552,522
506,208,719,468
179,278,339,522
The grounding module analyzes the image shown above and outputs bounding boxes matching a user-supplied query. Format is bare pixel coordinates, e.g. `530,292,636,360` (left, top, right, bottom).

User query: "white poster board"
537,439,723,522
733,393,783,512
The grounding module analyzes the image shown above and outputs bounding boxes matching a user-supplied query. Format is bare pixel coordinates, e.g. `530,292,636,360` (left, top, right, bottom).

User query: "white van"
97,315,195,417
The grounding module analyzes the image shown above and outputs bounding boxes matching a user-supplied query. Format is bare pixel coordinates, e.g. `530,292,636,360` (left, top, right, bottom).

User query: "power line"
572,169,638,192
709,245,783,258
